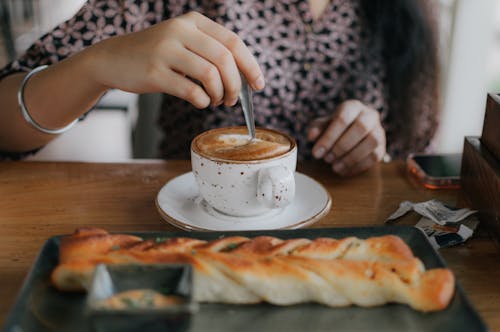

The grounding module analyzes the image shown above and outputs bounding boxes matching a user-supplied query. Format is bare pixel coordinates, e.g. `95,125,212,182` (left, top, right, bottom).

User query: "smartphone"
406,153,462,189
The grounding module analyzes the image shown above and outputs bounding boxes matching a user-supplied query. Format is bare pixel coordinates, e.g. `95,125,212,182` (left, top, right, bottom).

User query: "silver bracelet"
18,65,79,135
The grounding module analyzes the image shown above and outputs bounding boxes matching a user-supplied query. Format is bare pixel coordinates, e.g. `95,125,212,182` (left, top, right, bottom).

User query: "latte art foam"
193,127,293,161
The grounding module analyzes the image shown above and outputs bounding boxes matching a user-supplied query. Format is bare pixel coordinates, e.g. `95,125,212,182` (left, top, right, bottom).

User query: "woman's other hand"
86,11,264,109
307,100,386,176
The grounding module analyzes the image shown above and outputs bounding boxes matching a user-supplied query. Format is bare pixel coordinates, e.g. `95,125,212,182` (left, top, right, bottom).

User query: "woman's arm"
0,11,264,154
0,51,107,152
0,0,148,154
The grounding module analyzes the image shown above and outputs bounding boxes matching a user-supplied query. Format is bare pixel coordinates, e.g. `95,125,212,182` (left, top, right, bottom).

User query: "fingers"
170,48,225,106
166,12,264,107
307,116,331,142
308,100,387,177
312,100,363,159
331,126,386,175
188,12,265,91
182,28,241,106
335,145,386,176
328,106,380,159
161,69,211,108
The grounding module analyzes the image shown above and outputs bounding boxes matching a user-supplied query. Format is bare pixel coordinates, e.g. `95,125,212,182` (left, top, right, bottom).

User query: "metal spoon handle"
239,74,256,139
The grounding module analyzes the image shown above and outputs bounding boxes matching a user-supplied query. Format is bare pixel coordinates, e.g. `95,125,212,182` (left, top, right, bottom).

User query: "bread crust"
51,227,454,311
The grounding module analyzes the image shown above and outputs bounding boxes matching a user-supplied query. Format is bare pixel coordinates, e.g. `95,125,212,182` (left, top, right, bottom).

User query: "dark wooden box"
461,137,500,243
461,93,500,243
482,94,500,160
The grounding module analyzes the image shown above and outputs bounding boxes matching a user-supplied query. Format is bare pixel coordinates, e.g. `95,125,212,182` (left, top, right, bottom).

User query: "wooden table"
0,160,499,330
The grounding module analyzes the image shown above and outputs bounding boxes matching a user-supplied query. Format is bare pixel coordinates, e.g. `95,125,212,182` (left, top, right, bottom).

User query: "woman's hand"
307,100,386,176
85,11,264,109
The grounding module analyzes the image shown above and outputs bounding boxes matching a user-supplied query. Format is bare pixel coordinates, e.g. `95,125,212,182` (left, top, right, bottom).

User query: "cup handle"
257,166,295,209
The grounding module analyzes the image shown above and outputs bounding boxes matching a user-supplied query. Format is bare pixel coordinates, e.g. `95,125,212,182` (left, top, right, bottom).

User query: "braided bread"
51,227,454,312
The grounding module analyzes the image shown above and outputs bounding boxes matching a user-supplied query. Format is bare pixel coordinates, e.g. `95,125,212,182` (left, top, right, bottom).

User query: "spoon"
239,74,256,140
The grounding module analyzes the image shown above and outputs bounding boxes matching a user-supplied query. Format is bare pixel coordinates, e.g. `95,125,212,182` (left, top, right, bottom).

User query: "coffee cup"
190,126,297,217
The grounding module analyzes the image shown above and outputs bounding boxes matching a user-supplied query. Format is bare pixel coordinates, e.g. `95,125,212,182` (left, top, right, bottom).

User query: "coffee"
192,127,293,161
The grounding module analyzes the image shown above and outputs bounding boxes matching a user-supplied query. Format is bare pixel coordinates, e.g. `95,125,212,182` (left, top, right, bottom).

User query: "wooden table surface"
0,160,499,330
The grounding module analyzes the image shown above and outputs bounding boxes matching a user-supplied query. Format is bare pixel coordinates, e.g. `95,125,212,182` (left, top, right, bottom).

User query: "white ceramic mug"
191,129,297,217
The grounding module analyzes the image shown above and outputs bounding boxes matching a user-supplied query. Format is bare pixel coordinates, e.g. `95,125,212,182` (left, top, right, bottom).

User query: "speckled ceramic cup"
191,127,297,217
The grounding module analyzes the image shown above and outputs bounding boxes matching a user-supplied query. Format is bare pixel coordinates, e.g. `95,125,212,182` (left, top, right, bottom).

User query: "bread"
51,227,455,312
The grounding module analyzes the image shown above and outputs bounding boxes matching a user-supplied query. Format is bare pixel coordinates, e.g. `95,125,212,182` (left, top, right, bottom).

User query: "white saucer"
155,172,332,231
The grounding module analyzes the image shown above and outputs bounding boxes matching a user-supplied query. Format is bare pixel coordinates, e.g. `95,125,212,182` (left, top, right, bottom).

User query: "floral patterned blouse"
0,0,437,160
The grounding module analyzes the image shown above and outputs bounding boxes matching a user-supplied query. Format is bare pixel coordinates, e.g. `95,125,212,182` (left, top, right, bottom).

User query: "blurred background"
0,0,499,161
